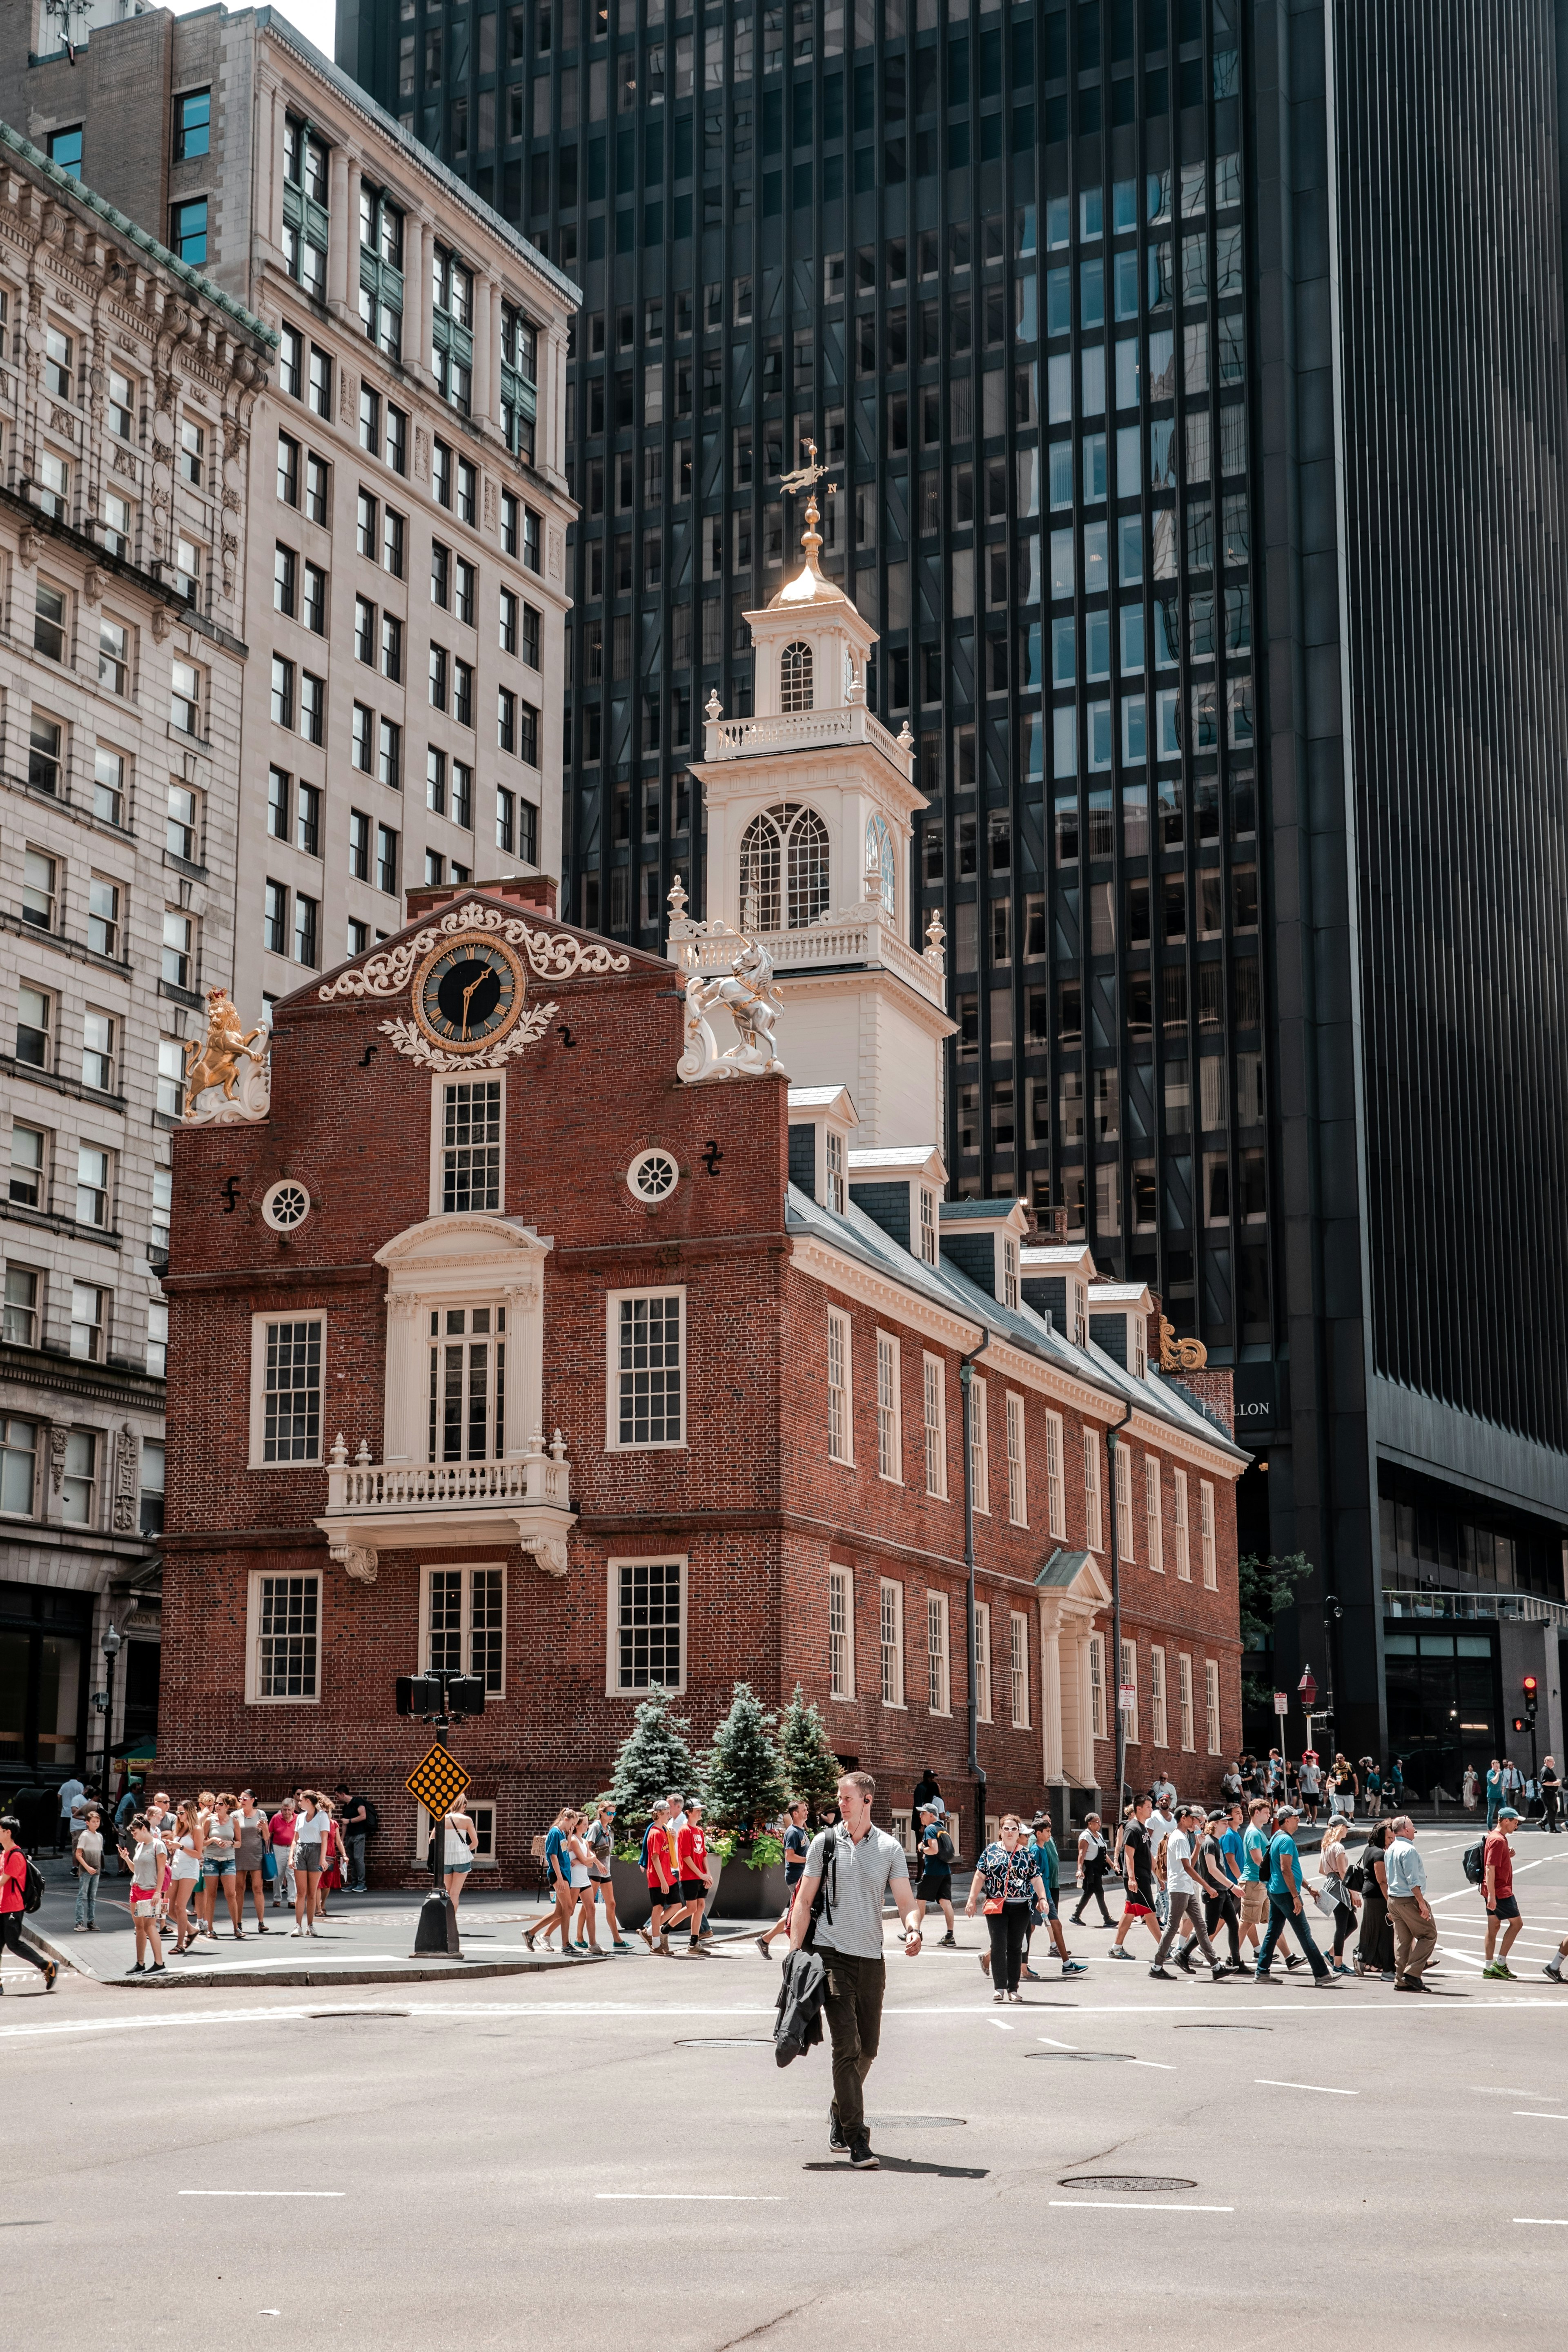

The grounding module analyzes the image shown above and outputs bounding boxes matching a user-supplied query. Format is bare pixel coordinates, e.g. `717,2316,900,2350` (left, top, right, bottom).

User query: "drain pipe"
960,1321,992,1867
1107,1392,1135,1827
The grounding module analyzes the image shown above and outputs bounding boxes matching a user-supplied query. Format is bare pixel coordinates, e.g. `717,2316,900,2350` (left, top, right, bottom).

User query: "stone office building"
0,122,270,1793
2,0,580,1027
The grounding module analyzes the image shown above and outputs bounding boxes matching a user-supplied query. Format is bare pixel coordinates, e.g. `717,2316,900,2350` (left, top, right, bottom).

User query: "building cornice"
0,1339,163,1411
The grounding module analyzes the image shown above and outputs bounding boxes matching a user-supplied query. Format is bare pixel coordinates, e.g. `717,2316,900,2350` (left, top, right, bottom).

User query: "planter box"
612,1858,650,1930
712,1858,787,1920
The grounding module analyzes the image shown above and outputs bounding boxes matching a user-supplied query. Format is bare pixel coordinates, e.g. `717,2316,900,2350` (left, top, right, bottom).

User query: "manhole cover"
1025,2050,1135,2063
1173,2023,1271,2032
1057,2176,1198,2192
309,2009,410,2020
868,2116,967,2129
673,2037,772,2048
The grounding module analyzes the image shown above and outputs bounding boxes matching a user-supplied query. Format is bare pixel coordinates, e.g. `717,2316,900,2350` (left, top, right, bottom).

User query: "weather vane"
779,437,837,567
780,437,836,499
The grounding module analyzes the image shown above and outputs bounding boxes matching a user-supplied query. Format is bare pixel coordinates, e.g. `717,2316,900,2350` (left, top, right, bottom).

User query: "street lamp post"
100,1623,121,1813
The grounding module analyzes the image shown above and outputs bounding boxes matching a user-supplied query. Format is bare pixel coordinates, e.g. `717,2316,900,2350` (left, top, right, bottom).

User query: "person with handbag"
1315,1819,1358,1974
525,1806,578,1953
966,1813,1048,2002
586,1799,629,1950
234,1790,273,1934
1071,1814,1116,1927
1354,1820,1395,1979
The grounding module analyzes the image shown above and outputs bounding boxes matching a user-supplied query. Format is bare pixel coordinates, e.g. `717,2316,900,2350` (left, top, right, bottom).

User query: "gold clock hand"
460,972,483,1039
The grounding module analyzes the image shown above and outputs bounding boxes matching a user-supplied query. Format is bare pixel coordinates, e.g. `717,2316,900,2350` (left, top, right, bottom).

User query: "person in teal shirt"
1023,1813,1086,1980
1254,1804,1332,1985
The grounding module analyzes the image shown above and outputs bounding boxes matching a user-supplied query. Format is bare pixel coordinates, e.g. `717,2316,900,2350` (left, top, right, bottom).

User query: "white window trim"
969,1375,990,1516
1145,1454,1163,1572
247,1310,326,1468
876,1328,903,1484
1089,1632,1107,1741
1205,1657,1221,1755
1045,1409,1065,1539
1005,1390,1027,1526
243,1566,321,1705
1009,1608,1031,1728
974,1599,992,1724
1084,1428,1103,1552
1178,1651,1195,1752
1174,1467,1191,1580
605,1552,688,1695
605,1285,688,1452
927,1589,950,1715
1120,1636,1139,1745
922,1351,948,1499
414,1796,498,1868
419,1560,508,1699
1200,1479,1217,1588
829,1561,855,1700
879,1575,905,1708
891,1806,915,1854
1115,1441,1135,1563
828,1307,854,1465
1150,1644,1167,1748
428,1069,507,1218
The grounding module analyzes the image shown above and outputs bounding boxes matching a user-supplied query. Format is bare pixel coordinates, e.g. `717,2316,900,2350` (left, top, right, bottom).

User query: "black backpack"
359,1800,380,1838
1462,1838,1487,1886
802,1831,837,1953
19,1853,44,1914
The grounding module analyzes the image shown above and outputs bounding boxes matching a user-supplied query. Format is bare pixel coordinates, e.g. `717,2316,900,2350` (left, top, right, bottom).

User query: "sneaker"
1108,1945,1135,1960
126,1961,146,1975
1021,1965,1044,1982
755,1935,772,1958
42,1963,56,1993
828,2110,846,2155
1283,1953,1305,1971
993,1989,1007,2003
940,1932,956,1947
848,2133,879,2170
1252,1971,1279,1985
1483,1962,1509,1979
1311,1973,1340,1989
1061,1959,1087,1976
1149,1964,1176,1980
1211,1965,1227,1983
1546,1960,1564,1982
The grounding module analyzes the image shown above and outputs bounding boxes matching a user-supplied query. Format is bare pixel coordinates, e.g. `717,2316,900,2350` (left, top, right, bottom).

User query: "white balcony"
674,900,946,1013
704,700,915,782
316,1431,576,1581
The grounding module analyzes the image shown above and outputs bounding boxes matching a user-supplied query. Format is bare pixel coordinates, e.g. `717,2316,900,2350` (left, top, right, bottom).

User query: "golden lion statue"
183,988,265,1117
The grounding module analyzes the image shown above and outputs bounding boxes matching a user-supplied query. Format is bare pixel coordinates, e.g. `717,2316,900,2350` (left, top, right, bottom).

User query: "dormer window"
918,1187,936,1265
826,1127,845,1214
781,639,814,712
1072,1279,1087,1345
739,802,829,931
1002,1236,1019,1309
866,813,895,918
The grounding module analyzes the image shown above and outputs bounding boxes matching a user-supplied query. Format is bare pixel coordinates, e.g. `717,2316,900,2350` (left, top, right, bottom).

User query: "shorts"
678,1877,707,1903
130,1887,158,1908
170,1860,199,1884
916,1871,953,1901
446,1856,472,1874
1123,1895,1155,1919
1240,1882,1270,1927
205,1856,235,1878
295,1844,322,1874
1045,1896,1059,1921
646,1881,675,1904
1492,1895,1521,1920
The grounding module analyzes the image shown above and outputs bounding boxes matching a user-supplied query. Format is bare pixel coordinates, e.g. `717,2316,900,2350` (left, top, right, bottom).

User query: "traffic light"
1523,1675,1540,1726
396,1675,440,1716
1512,1715,1528,1735
446,1675,486,1716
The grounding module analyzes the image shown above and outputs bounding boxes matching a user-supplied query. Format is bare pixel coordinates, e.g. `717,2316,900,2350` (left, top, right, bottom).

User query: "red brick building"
158,538,1247,1881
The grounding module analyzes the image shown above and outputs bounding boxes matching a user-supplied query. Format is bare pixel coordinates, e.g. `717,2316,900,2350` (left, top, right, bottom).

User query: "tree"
777,1682,843,1815
702,1682,790,1841
608,1686,700,1831
1238,1550,1314,1716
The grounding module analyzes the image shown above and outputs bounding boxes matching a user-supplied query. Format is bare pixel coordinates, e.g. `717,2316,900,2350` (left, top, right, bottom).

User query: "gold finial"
780,435,835,567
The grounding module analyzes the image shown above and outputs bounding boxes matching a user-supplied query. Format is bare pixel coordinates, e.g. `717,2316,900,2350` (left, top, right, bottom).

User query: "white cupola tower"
677,484,952,1149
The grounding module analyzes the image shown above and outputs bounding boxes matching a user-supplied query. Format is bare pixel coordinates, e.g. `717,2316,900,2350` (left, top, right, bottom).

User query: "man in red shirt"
1483,1806,1523,1979
637,1800,681,1956
0,1816,56,1994
674,1799,714,1958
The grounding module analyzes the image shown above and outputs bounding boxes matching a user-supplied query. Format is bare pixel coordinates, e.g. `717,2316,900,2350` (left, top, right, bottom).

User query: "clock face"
412,936,525,1054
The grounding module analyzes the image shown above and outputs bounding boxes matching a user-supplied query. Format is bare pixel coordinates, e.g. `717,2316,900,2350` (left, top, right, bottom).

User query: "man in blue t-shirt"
1254,1804,1332,1985
911,1802,958,1947
757,1799,812,1956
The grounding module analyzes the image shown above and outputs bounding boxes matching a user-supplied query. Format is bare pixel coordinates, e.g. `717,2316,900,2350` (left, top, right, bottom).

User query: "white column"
1077,1633,1098,1791
270,87,287,256
404,215,430,382
503,1261,546,1454
382,1292,424,1462
487,278,503,428
327,143,350,312
1038,1599,1064,1786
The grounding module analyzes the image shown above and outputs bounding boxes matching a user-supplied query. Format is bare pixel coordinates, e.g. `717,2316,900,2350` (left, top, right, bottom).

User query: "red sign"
1298,1668,1318,1708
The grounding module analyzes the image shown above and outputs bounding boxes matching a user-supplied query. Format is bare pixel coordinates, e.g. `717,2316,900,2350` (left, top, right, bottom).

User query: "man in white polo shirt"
788,1770,922,2171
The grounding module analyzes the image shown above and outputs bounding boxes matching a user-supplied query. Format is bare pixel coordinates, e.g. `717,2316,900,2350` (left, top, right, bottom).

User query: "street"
7,1829,1568,2350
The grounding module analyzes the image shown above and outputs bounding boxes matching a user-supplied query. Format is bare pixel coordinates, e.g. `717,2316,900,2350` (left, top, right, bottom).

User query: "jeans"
1388,1893,1437,1982
1203,1888,1243,1965
1546,1787,1562,1833
74,1873,98,1927
1256,1893,1328,1979
1155,1890,1216,1967
986,1901,1030,1992
0,1911,49,1980
820,1949,885,2142
347,1833,368,1891
1072,1861,1116,1925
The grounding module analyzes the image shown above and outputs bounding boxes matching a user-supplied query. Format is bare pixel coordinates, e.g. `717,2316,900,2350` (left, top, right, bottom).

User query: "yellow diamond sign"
405,1744,470,1820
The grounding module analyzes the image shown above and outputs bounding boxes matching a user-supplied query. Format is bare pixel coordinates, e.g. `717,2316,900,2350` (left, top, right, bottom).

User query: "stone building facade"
156,532,1246,1878
1,1,579,1019
0,121,270,1793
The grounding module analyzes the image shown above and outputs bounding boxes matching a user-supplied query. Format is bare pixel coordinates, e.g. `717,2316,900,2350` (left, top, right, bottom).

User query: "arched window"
866,813,895,918
780,639,814,713
739,803,830,931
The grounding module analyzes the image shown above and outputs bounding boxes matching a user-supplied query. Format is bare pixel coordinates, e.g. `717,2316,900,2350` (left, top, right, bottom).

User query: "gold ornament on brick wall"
182,987,270,1123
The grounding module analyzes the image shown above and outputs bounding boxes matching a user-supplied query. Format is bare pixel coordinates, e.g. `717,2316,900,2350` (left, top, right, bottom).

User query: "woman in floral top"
964,1814,1048,2002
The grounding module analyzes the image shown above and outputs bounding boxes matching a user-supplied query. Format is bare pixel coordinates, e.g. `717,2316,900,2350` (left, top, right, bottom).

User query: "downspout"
1107,1392,1135,1828
960,1321,991,1866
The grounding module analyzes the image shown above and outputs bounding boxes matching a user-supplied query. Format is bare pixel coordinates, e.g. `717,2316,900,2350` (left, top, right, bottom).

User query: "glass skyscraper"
338,0,1568,1776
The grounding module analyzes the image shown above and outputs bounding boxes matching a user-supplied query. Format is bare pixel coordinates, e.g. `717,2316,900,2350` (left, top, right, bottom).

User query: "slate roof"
786,1182,1249,1464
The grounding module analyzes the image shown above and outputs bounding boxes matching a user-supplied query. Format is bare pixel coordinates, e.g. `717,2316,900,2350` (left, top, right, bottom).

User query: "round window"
262,1178,311,1231
627,1149,679,1205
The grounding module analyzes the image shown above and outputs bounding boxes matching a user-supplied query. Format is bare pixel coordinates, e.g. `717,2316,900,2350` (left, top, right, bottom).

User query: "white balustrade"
324,1444,570,1517
703,701,914,780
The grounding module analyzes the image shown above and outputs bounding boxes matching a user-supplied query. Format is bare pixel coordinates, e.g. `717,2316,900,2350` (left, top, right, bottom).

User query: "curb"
16,1920,608,1989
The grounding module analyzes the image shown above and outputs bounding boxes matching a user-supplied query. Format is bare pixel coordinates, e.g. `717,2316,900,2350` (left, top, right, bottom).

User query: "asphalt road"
7,1827,1568,2350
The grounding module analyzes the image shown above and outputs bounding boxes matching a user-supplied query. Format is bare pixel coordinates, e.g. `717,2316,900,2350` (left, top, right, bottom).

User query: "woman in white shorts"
167,1802,205,1955
567,1811,599,1952
291,1789,331,1937
443,1806,477,1912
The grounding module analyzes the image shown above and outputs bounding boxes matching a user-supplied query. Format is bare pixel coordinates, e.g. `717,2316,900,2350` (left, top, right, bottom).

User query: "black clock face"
416,939,522,1051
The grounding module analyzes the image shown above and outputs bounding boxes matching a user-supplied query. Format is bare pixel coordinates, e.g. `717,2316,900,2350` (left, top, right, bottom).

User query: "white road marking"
987,2018,1013,2031
1129,2059,1176,2069
597,2194,781,2203
1254,2079,1357,2096
1439,1948,1485,1970
1036,2036,1079,2049
1515,2218,1568,2226
178,2190,345,2198
1049,2201,1233,2213
1514,2113,1568,2121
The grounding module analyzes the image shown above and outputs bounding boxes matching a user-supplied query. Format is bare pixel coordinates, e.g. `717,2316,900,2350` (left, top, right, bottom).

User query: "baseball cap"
1031,1811,1050,1829
928,1797,946,1816
1499,1806,1521,1821
1277,1803,1301,1820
